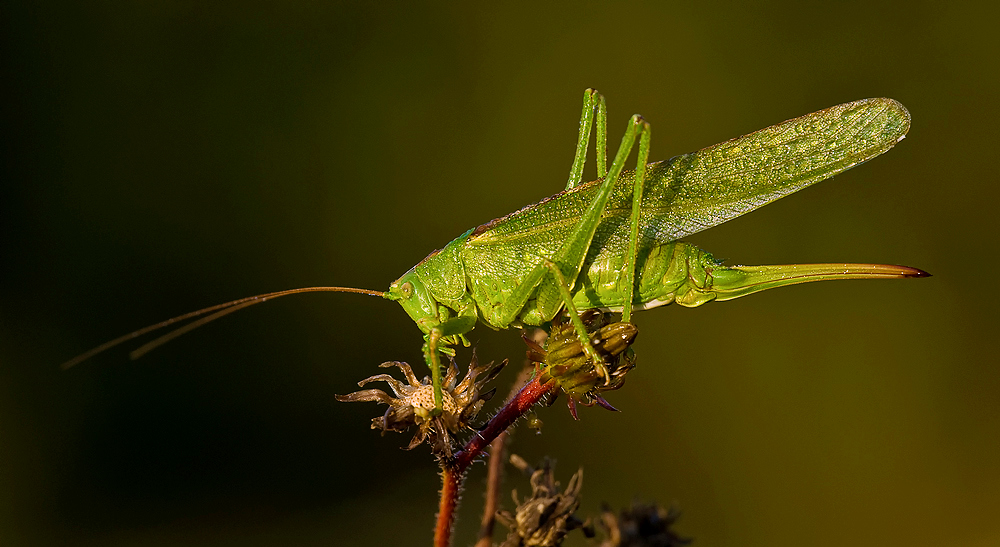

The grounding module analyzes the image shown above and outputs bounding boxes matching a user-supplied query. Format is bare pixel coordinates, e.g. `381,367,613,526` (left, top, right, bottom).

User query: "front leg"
423,315,477,414
424,328,448,417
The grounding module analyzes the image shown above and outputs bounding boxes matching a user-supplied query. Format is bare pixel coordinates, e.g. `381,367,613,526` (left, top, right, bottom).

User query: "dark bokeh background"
3,2,998,546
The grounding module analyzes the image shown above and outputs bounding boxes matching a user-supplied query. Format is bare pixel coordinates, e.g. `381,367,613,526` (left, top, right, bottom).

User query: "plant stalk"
433,374,556,546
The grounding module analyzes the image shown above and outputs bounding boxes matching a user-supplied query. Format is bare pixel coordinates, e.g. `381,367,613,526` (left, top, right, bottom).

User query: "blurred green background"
3,2,997,546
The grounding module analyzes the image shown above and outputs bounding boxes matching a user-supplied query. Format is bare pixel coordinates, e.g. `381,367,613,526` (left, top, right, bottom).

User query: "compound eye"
400,281,414,299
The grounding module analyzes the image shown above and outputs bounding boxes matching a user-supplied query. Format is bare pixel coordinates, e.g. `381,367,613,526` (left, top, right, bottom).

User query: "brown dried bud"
527,310,638,417
336,353,505,458
496,455,593,547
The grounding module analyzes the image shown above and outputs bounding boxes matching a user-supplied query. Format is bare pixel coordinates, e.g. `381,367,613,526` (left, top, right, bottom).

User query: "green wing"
463,98,910,313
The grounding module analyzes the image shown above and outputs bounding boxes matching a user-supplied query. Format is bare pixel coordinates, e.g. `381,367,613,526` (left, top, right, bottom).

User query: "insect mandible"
64,89,929,414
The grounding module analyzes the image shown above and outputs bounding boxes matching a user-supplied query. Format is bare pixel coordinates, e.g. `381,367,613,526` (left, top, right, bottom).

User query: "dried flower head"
336,353,505,458
598,502,690,547
496,455,593,547
526,310,638,418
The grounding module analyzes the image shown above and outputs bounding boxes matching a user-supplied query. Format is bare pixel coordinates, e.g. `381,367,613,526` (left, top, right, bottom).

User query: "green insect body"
65,91,928,417
387,91,923,411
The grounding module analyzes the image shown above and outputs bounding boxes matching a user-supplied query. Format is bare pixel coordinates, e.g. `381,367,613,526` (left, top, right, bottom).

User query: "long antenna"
61,286,388,370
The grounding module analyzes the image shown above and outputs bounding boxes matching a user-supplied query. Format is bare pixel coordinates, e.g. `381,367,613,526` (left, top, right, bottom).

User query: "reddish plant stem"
433,375,556,547
453,375,554,473
435,466,461,547
473,361,534,547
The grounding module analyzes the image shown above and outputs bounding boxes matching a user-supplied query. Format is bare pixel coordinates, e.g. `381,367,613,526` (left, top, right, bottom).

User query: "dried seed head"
528,310,638,417
336,353,506,458
496,455,593,547
598,502,690,547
